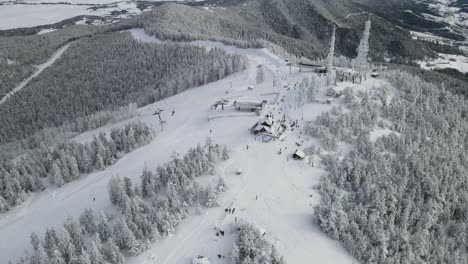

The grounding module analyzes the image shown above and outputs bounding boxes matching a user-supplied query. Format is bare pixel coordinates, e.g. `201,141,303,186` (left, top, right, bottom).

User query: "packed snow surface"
419,53,468,73
0,30,374,264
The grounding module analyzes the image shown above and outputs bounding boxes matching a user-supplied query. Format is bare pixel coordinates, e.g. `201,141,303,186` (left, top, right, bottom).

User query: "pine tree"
204,186,219,208
90,234,107,264
0,195,8,213
126,232,141,256
30,232,40,251
50,249,66,264
33,244,50,264
221,145,230,160
79,249,92,264
98,211,111,242
80,208,97,234
107,237,126,264
217,176,227,193
50,163,64,187
67,156,80,180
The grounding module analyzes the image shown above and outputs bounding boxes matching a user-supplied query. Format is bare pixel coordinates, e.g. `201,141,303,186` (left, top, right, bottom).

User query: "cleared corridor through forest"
0,43,70,105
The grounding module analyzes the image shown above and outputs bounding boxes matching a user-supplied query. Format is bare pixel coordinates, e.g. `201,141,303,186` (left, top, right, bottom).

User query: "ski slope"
0,30,363,264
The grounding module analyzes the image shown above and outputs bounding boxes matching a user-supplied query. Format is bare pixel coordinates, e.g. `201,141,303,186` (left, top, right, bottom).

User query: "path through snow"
0,43,70,105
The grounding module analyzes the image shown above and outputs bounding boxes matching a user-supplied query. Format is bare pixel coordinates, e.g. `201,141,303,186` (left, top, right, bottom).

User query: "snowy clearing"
418,53,468,73
0,30,369,264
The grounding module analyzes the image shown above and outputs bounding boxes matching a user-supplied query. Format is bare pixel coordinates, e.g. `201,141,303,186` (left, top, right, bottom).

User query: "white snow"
0,4,93,30
36,28,58,35
419,53,468,73
0,1,144,30
369,129,399,143
0,30,366,264
0,43,70,105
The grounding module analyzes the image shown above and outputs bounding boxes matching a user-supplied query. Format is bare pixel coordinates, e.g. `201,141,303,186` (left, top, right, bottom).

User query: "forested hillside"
0,25,99,99
314,70,468,263
138,1,448,63
0,31,246,144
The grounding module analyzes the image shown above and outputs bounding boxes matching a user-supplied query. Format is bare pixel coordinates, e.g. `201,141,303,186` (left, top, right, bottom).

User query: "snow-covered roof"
259,116,274,126
192,256,211,264
294,149,306,158
235,99,265,106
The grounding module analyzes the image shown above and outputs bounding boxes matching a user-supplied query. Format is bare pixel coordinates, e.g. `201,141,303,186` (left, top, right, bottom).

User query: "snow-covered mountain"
1,1,468,264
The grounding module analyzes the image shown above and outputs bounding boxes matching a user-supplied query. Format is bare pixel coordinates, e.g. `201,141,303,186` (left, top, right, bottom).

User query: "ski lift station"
234,99,267,111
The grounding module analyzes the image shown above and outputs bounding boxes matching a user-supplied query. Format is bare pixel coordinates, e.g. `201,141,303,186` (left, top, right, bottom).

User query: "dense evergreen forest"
312,70,468,263
13,141,229,264
138,2,450,64
0,31,246,144
0,25,99,99
0,104,138,161
0,121,153,213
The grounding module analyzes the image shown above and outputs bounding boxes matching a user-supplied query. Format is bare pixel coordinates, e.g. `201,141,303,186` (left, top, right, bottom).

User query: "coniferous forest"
0,121,153,213
14,141,228,264
0,31,246,145
313,70,468,263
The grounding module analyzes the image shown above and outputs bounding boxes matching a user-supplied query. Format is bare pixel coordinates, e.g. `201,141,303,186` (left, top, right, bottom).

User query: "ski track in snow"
0,29,362,264
0,43,70,105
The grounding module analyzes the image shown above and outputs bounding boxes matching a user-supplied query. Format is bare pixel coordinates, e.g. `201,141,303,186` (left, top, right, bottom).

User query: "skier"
171,108,175,116
246,145,249,150
256,195,258,200
232,208,235,214
93,197,95,202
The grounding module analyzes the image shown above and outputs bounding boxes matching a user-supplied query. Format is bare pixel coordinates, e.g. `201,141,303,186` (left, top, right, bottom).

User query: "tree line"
0,103,138,161
0,121,153,213
13,140,230,264
0,31,246,145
